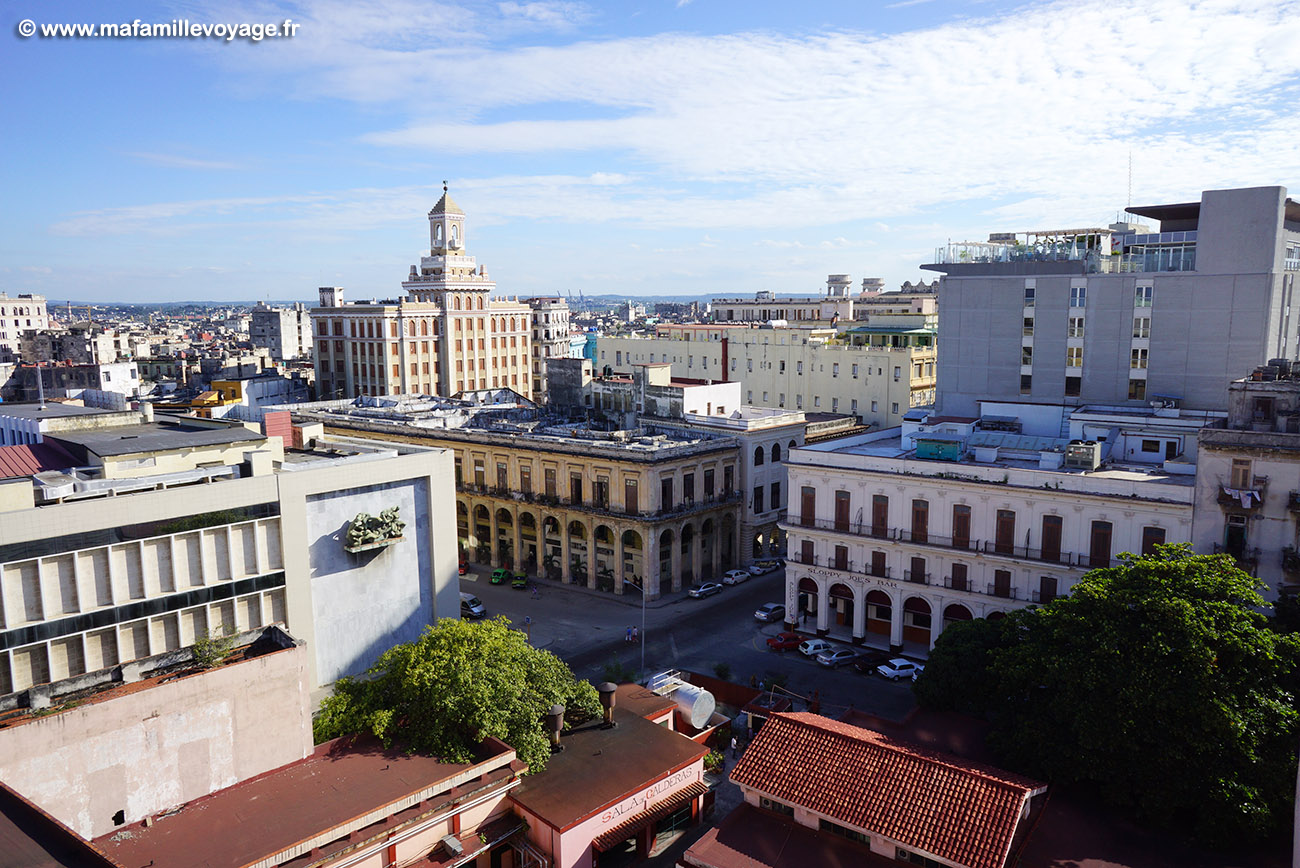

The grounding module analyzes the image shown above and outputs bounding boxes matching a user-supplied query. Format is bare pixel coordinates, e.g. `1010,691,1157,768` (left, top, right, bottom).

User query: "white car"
722,569,751,585
876,658,923,680
798,639,834,657
747,561,777,576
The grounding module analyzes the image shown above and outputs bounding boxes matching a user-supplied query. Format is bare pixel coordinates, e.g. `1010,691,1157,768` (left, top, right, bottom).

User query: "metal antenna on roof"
1127,150,1133,209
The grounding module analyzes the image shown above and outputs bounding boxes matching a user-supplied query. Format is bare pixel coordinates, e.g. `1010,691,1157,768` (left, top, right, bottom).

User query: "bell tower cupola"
428,181,466,255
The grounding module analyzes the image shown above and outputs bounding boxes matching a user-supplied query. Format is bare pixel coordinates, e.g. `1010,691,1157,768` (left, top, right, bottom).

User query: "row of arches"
753,439,798,467
790,575,1010,650
457,501,740,597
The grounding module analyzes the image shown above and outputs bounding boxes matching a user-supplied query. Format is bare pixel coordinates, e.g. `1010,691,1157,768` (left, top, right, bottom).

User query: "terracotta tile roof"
682,802,897,868
729,713,1045,868
592,781,708,851
0,441,76,480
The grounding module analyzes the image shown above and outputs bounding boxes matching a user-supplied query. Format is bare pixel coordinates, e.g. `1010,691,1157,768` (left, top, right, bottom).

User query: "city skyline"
4,0,1299,303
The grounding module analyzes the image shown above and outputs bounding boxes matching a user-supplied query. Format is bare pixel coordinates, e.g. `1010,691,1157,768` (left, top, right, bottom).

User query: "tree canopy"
314,617,602,773
918,545,1300,846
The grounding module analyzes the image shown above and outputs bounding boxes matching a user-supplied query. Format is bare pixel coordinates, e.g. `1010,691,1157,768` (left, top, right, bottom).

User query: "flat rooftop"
50,421,265,457
0,403,122,421
510,698,707,831
94,737,516,868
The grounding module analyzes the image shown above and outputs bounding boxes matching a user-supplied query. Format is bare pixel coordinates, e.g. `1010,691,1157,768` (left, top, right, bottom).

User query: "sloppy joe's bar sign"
597,767,697,826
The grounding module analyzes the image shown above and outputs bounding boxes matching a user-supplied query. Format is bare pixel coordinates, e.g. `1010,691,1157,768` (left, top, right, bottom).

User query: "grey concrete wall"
305,478,432,683
0,640,311,840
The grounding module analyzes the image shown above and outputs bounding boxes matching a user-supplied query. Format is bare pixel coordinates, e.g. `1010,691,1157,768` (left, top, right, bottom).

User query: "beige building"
0,405,458,696
709,277,937,326
595,323,936,428
526,295,571,403
282,394,744,599
312,190,533,401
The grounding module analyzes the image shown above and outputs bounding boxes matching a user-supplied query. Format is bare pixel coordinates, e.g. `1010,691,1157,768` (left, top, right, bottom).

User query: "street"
460,565,918,722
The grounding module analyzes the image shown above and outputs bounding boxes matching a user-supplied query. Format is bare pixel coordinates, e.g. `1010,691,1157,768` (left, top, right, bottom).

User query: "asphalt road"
461,566,918,722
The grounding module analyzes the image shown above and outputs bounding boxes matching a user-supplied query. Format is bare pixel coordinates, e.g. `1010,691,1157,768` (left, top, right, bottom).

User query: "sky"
2,0,1299,304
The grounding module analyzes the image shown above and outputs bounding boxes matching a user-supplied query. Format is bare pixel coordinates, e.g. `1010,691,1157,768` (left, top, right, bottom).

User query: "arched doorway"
519,512,538,574
622,530,643,588
866,590,891,637
681,524,696,585
752,531,765,560
721,514,736,568
495,508,514,568
943,603,973,630
902,597,931,644
456,502,469,560
473,506,491,563
568,521,588,583
594,525,615,591
658,528,674,585
542,517,562,579
986,610,1007,621
701,518,715,579
798,577,818,622
829,583,854,628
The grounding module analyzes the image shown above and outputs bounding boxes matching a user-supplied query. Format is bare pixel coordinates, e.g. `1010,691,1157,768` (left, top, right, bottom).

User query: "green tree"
913,615,1018,714
314,617,602,773
983,545,1300,846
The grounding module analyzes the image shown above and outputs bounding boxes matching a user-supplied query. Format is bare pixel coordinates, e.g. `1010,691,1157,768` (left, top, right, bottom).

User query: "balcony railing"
942,576,970,592
1219,476,1268,509
790,516,1089,568
903,570,932,585
1030,590,1057,603
457,482,740,520
986,583,1018,600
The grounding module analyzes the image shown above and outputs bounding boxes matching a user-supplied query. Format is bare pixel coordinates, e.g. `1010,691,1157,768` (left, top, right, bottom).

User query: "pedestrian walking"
730,736,738,758
631,626,639,642
758,679,765,692
626,626,633,643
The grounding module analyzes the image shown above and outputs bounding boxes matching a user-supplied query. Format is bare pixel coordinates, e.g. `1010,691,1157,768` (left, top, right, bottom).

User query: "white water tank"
673,683,717,730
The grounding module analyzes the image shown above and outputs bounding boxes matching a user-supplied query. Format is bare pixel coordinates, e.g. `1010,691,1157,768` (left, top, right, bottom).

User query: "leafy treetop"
917,545,1300,847
314,617,601,773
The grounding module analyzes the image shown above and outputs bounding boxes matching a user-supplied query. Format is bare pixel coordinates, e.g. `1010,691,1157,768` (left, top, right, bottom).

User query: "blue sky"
3,0,1299,303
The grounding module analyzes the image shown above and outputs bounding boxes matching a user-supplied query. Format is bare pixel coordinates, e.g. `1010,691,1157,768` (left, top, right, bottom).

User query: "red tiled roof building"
684,712,1047,868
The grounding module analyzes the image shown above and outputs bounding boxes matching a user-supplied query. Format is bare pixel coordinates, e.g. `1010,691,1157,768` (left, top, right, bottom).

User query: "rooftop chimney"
598,682,618,727
546,704,566,750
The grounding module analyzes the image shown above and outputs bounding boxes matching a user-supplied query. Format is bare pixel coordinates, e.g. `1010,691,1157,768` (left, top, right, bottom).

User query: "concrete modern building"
928,185,1300,416
8,362,142,403
276,391,745,598
780,404,1206,651
525,296,571,403
250,301,312,362
0,292,51,362
1192,363,1300,598
0,405,459,695
312,190,534,401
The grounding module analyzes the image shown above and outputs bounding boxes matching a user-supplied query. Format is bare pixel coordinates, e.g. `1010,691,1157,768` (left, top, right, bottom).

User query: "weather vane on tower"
442,180,448,193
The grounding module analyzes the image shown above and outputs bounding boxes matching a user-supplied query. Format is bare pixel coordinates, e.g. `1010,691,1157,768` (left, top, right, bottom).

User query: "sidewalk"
465,564,693,610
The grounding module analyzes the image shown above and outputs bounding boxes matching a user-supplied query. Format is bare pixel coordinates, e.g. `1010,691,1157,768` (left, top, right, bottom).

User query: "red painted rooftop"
0,441,76,480
94,737,517,868
729,712,1045,868
682,802,897,868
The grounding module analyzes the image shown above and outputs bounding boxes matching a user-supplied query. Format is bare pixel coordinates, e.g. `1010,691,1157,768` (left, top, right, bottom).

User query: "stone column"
585,519,596,590
645,527,660,600
559,515,571,584
709,521,720,578
815,583,830,635
890,595,904,651
489,509,500,568
615,529,625,596
512,510,522,573
691,526,703,585
670,528,683,593
852,587,867,646
929,597,944,649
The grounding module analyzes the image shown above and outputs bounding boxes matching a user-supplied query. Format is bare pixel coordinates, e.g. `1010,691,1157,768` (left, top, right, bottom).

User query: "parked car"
850,650,894,675
798,638,834,657
459,592,486,619
911,664,927,682
511,571,528,590
722,569,751,585
754,603,786,623
748,560,781,576
490,568,510,585
876,658,923,680
766,631,804,652
458,561,468,576
688,582,723,599
817,648,860,668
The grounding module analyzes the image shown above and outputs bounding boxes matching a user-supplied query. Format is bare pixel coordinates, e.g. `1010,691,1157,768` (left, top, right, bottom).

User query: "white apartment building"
250,301,312,362
709,277,937,326
312,190,533,401
0,294,51,362
525,296,571,403
781,405,1203,652
0,405,457,696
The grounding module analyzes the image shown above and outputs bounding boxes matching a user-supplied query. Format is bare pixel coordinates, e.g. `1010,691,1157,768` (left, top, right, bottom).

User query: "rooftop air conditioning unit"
1063,440,1102,472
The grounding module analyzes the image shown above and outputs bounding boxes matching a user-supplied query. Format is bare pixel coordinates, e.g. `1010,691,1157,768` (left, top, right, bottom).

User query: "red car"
766,631,804,652
457,561,468,576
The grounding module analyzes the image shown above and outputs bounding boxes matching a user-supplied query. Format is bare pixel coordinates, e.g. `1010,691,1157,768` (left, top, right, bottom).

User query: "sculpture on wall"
345,507,406,552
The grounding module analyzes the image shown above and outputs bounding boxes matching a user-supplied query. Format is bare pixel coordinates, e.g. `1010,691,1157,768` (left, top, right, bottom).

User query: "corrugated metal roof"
0,442,77,480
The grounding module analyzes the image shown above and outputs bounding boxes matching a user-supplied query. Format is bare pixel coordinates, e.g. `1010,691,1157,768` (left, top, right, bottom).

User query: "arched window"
754,446,765,466
421,320,429,336
435,224,443,245
408,321,416,336
771,443,781,462
450,224,459,246
453,296,462,311
477,296,484,310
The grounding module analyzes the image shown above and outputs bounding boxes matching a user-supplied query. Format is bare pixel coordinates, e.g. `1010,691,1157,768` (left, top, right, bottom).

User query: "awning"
591,781,708,852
